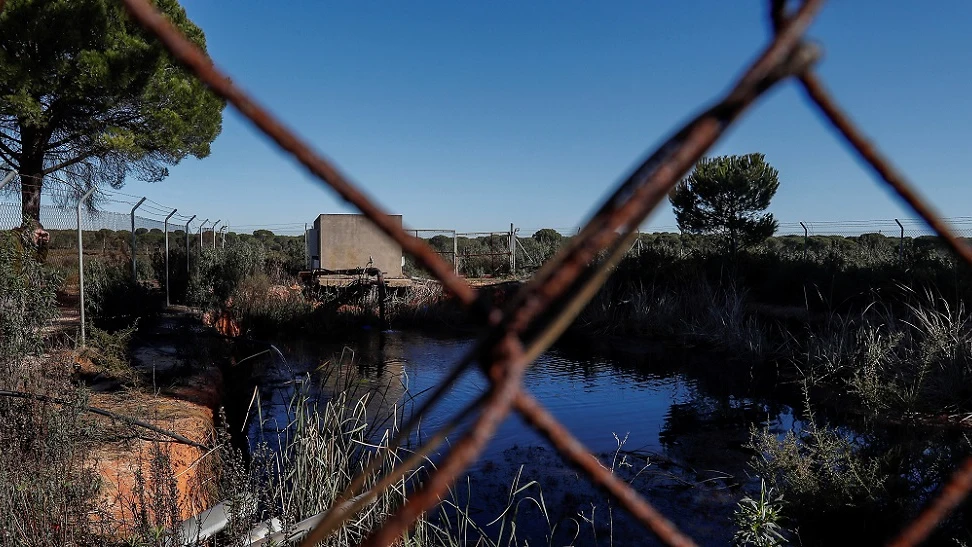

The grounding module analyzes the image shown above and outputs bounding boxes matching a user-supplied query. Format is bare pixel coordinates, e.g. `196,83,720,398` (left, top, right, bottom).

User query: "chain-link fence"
778,218,972,239
0,175,222,340
25,0,972,544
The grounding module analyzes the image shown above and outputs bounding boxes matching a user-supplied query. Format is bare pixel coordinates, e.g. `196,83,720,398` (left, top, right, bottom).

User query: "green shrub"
82,322,139,385
84,258,157,327
733,480,789,546
749,424,886,512
0,232,61,358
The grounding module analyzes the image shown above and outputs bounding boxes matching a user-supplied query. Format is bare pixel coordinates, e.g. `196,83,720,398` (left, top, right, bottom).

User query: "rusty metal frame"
85,0,972,544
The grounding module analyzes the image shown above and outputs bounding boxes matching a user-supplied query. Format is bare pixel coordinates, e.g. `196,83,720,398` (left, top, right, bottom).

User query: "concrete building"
306,214,404,277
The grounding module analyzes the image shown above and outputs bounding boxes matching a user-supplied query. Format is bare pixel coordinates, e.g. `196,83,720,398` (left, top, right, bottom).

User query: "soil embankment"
69,306,227,528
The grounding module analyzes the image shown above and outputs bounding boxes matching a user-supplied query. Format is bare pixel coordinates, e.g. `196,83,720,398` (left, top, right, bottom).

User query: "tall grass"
578,276,767,357
212,372,564,546
790,287,972,417
0,355,110,546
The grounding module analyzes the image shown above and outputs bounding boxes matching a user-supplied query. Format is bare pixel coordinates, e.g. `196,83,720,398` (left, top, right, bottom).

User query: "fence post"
129,197,147,283
453,229,458,276
77,186,97,347
895,218,904,259
800,222,809,260
164,208,177,307
512,227,518,274
198,219,209,250
218,225,227,250
509,223,515,274
185,214,196,276
211,220,221,249
0,168,15,190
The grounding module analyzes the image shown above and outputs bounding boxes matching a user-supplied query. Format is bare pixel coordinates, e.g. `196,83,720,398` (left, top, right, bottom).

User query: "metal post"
130,197,146,283
303,223,308,265
218,226,227,251
0,168,15,190
185,215,196,276
211,220,221,249
895,218,904,259
453,229,458,276
509,223,515,274
198,219,209,250
164,208,177,307
800,222,809,260
512,227,518,274
77,186,97,347
221,224,228,249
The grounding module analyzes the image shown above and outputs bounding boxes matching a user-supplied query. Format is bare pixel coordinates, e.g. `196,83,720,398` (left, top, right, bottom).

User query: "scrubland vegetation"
5,219,972,545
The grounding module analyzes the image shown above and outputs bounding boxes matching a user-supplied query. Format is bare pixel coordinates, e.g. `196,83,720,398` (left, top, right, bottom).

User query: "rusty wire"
113,0,972,545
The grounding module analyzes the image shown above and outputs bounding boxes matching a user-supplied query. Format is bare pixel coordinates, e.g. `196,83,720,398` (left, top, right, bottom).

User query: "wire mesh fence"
7,0,968,544
778,218,972,239
0,178,221,302
116,0,972,544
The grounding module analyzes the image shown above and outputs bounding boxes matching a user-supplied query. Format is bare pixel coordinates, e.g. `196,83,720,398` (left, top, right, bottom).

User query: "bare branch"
42,151,100,175
0,135,19,164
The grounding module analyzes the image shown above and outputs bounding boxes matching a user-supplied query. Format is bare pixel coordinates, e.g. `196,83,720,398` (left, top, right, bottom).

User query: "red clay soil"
88,366,224,530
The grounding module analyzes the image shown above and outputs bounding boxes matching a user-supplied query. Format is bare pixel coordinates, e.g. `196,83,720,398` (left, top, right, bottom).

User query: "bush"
82,322,139,385
84,258,156,327
0,232,61,357
0,359,108,546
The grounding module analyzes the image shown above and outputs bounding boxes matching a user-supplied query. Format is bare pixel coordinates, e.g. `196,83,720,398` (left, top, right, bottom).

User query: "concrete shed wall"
314,214,403,276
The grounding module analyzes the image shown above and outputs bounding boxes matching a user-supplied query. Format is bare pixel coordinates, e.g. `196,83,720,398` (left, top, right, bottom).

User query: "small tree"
532,228,563,263
670,153,780,253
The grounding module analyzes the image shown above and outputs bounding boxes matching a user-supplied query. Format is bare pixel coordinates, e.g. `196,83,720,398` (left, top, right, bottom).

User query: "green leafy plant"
0,231,61,357
83,321,139,385
733,480,789,546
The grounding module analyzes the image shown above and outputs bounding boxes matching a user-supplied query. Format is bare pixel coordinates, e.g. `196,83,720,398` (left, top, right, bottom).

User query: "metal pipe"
895,218,904,259
185,214,196,276
77,186,97,346
0,168,15,190
130,197,147,283
800,221,809,260
164,208,177,307
507,224,518,274
218,225,228,251
198,219,209,249
512,227,518,273
221,223,228,249
211,219,221,249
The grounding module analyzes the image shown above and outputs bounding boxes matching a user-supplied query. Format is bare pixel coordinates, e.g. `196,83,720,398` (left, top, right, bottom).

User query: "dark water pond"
247,330,797,545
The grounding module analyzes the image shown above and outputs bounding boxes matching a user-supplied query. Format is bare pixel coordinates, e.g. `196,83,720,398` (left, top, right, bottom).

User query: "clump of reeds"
579,277,767,357
792,286,972,418
210,358,567,546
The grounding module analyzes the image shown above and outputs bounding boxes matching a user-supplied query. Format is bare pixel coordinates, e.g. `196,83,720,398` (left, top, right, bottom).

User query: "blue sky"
120,1,972,235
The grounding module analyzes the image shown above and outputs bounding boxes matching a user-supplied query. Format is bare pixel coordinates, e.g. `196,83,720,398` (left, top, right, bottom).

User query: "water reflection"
248,331,795,545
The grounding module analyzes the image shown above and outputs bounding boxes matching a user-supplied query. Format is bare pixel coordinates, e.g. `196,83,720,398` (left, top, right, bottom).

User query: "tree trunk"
17,152,49,261
18,127,45,229
19,166,43,228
